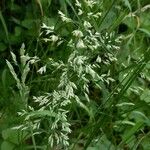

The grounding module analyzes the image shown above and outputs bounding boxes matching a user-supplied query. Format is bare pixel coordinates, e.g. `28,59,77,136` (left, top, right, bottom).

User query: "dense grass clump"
0,0,150,149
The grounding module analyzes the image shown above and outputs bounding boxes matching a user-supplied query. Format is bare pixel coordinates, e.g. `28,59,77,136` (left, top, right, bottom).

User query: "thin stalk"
29,121,37,150
0,11,11,50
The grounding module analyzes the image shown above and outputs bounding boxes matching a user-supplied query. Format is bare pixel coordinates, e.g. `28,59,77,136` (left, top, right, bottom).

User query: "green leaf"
0,11,9,42
2,128,24,145
123,0,132,11
141,136,150,150
138,28,150,37
40,0,52,10
42,16,57,27
21,19,34,29
89,134,115,150
140,89,150,103
14,26,22,36
0,42,7,51
100,10,117,30
121,122,144,145
87,147,99,150
129,111,148,122
1,141,15,150
75,95,92,118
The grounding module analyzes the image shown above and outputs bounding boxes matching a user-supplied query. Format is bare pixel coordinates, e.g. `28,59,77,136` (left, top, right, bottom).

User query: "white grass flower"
88,12,101,19
96,12,102,17
57,40,63,46
29,56,40,64
93,12,102,19
87,12,93,17
96,56,102,63
41,23,54,30
72,30,83,38
20,43,25,56
43,38,51,42
67,39,74,47
112,45,120,50
37,65,46,74
58,10,72,23
10,51,17,65
84,21,92,29
75,0,82,7
41,24,54,35
76,39,86,49
85,0,96,8
50,35,59,43
46,30,53,35
78,9,83,15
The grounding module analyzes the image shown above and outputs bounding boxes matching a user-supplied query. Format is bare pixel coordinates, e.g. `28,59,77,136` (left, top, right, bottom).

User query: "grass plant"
0,0,150,149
